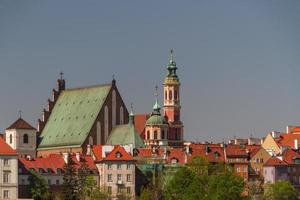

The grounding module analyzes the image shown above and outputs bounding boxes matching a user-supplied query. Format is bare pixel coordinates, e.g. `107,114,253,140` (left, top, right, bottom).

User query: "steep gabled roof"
105,145,134,161
6,118,35,130
38,84,112,149
106,123,145,149
134,114,149,137
92,145,134,162
0,138,17,155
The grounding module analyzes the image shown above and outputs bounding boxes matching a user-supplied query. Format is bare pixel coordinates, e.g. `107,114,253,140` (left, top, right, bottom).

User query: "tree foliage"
264,181,298,200
28,170,50,200
62,155,79,200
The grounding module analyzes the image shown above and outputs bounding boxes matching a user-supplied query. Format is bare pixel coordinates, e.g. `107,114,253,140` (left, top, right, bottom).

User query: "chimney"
63,153,69,164
86,145,91,155
76,152,80,162
26,155,32,161
295,139,298,150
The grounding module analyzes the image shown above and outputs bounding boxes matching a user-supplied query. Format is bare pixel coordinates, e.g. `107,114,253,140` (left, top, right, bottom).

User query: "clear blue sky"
1,0,300,142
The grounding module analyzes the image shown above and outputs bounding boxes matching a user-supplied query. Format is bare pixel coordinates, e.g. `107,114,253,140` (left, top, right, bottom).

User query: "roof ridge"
65,83,112,91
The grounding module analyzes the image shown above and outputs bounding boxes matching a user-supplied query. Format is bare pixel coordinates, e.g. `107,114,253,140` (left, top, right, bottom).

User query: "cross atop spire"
18,110,22,118
170,48,174,61
130,103,134,115
154,85,159,98
60,71,64,80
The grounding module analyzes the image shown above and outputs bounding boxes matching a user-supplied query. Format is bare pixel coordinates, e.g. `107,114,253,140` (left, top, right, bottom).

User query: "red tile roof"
0,138,17,155
225,144,248,157
6,118,35,130
92,145,134,161
134,114,149,138
275,133,300,149
19,154,97,173
188,143,225,163
282,149,300,165
105,145,134,161
264,157,287,166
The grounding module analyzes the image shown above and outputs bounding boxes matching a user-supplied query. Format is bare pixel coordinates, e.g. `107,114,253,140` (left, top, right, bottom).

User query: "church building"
37,77,129,157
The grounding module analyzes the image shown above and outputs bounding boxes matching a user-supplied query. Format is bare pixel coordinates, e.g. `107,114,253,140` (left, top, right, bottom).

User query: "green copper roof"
152,100,161,111
38,84,111,149
106,123,145,149
145,115,168,126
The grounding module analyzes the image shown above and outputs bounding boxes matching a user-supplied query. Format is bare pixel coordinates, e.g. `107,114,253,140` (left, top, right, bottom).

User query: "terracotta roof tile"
134,114,149,138
264,157,287,166
0,138,17,155
92,145,134,161
276,133,300,149
225,144,248,157
6,118,35,130
282,149,300,165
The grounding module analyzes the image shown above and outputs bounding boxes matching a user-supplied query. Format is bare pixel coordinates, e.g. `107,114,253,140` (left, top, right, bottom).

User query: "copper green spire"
152,86,161,114
129,103,135,125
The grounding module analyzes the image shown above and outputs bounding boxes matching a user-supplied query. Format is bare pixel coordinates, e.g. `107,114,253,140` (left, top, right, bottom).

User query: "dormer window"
171,158,178,164
38,168,44,174
57,168,63,174
214,152,220,158
116,152,122,158
47,168,52,174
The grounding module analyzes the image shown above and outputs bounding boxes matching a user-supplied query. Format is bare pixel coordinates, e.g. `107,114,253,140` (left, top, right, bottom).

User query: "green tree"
78,157,92,200
139,186,152,200
28,170,50,200
264,181,298,200
207,171,246,200
165,167,205,200
62,155,78,200
90,187,109,200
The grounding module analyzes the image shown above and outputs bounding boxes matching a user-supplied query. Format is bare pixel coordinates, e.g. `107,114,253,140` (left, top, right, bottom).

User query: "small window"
57,168,62,174
108,174,112,182
117,163,121,170
147,131,150,139
165,91,167,100
48,179,51,185
47,168,52,174
127,164,131,170
174,90,178,100
154,131,158,139
161,130,165,139
117,186,122,193
3,190,9,199
56,179,60,185
4,159,9,166
169,90,172,100
127,187,131,194
127,174,131,182
108,164,112,170
117,174,122,181
116,152,122,158
9,135,12,144
23,134,29,144
3,173,9,183
107,186,112,194
171,158,178,164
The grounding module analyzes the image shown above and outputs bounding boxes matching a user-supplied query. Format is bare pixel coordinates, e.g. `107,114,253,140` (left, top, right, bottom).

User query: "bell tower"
163,49,183,146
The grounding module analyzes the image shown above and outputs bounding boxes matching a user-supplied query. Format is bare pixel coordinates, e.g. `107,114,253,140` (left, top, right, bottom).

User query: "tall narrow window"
154,131,158,139
104,106,109,141
169,90,172,100
9,135,12,144
112,90,116,126
165,90,168,100
146,131,150,140
174,90,178,100
120,106,124,124
23,134,29,144
96,121,101,144
161,130,165,139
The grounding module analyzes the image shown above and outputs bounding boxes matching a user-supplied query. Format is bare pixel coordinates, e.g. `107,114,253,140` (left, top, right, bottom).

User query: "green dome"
145,115,168,126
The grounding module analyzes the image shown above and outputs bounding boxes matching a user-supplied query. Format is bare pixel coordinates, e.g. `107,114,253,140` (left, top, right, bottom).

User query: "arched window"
161,130,165,139
146,130,150,139
89,136,93,145
96,121,101,144
9,134,12,144
165,90,168,100
104,106,109,141
112,90,116,126
154,130,157,140
174,90,178,100
120,106,124,124
23,134,29,144
169,90,172,100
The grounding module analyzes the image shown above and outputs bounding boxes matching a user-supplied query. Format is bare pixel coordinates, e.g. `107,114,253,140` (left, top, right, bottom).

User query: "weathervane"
18,110,22,118
170,48,174,61
154,85,159,98
60,71,64,80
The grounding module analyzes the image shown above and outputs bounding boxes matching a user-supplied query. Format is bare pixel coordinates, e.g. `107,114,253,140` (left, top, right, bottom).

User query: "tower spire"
129,103,135,125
